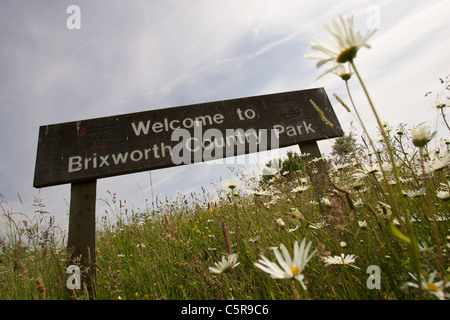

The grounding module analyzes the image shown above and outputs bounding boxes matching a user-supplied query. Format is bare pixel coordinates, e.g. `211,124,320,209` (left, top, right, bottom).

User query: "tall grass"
1,126,448,299
0,195,68,299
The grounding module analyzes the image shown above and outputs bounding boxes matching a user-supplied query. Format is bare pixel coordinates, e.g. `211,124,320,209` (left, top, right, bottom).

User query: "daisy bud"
411,126,435,148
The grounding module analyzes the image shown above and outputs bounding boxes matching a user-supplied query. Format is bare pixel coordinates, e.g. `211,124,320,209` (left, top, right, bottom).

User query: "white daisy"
406,270,450,300
209,253,240,274
305,15,377,78
360,164,379,175
323,253,360,269
331,64,353,81
436,190,450,201
358,220,368,229
425,153,449,173
254,239,316,290
411,125,436,148
331,161,351,171
405,188,426,198
292,185,310,193
418,242,433,253
222,178,243,191
309,220,329,230
321,197,332,207
247,189,272,197
276,218,286,227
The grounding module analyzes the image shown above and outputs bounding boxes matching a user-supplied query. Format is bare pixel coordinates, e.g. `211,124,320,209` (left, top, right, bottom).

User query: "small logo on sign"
280,107,301,119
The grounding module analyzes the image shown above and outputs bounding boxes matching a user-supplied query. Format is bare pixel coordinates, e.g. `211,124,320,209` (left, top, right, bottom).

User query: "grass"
1,129,449,300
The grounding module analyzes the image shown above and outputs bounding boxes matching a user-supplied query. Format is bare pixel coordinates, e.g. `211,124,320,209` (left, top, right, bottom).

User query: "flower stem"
350,60,407,207
419,148,446,282
350,59,423,294
345,80,371,142
291,279,301,300
440,107,450,131
349,62,405,221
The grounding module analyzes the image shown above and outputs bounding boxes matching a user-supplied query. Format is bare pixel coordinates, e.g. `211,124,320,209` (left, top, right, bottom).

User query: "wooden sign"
33,87,343,298
33,88,342,188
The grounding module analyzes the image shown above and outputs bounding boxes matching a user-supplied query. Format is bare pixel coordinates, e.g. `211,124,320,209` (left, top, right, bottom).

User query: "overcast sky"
1,0,449,233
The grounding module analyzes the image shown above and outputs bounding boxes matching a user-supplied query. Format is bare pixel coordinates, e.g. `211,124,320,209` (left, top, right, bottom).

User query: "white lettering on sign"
67,123,280,173
67,122,317,173
236,107,257,120
272,122,315,138
68,143,171,172
64,96,329,175
34,88,344,188
131,113,225,136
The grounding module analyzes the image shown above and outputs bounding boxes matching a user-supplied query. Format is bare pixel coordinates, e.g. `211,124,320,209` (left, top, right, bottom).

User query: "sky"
1,0,449,234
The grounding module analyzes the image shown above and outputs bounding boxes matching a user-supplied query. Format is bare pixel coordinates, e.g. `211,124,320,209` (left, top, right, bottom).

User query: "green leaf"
390,224,411,244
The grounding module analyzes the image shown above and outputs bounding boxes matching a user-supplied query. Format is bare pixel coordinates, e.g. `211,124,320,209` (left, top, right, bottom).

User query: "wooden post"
298,142,331,213
67,180,97,298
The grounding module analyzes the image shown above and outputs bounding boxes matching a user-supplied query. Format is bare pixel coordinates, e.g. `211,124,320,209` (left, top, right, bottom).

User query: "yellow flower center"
222,266,232,274
426,283,439,292
337,46,358,63
339,72,352,81
290,266,300,276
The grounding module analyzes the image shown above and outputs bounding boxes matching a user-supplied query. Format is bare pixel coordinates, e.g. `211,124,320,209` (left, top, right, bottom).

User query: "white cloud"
350,0,450,136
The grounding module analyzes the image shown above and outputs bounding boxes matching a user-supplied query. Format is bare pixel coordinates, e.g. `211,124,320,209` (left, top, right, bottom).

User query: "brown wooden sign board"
33,87,342,188
33,88,342,298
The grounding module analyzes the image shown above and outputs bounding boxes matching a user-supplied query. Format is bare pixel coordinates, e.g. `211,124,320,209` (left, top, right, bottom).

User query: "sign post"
33,88,343,298
67,180,97,297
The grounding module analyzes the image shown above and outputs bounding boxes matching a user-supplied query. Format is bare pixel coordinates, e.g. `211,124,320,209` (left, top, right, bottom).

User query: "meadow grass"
1,129,448,300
